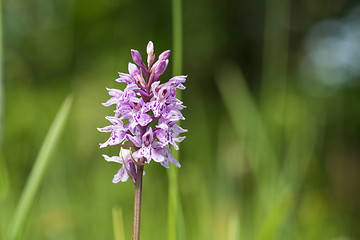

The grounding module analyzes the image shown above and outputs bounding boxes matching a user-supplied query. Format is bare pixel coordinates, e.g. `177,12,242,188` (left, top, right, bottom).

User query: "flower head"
98,41,187,183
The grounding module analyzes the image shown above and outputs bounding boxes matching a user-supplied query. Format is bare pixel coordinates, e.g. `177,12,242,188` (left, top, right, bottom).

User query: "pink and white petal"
151,81,160,95
170,140,179,150
97,126,114,133
156,130,168,146
99,141,109,148
142,128,154,145
134,113,152,127
151,141,164,149
157,146,180,168
151,149,165,163
160,159,170,168
102,97,119,107
105,116,123,126
171,124,188,135
156,123,168,130
107,88,123,97
133,147,151,160
120,148,131,160
126,83,140,91
102,154,123,163
174,136,186,143
116,73,135,84
112,167,129,183
106,132,122,146
127,135,142,148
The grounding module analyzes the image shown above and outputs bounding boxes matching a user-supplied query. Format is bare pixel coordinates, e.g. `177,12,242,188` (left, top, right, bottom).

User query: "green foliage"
5,96,73,240
112,206,126,240
2,0,360,239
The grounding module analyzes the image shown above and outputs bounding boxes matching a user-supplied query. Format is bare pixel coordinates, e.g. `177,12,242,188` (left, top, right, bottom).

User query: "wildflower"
98,41,187,183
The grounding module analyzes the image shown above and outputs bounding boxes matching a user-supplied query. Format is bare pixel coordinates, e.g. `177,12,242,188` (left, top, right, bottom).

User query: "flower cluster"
98,41,187,184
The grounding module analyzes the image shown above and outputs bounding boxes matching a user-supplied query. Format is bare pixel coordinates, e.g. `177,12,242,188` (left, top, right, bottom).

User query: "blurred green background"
1,0,360,239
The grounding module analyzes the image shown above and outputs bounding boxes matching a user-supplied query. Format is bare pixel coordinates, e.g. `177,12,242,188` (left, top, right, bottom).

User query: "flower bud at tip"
159,50,170,61
147,41,154,55
131,49,142,66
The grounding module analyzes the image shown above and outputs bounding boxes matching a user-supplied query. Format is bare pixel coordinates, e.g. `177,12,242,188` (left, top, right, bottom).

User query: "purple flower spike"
98,41,187,184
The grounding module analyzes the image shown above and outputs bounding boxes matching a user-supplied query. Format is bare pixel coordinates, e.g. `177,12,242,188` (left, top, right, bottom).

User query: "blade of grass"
168,0,186,239
168,152,186,240
216,64,285,238
260,0,290,166
261,0,290,100
112,206,126,240
5,95,73,240
0,0,9,200
216,63,278,188
172,0,182,79
257,187,293,240
227,211,240,240
0,2,9,238
0,0,4,141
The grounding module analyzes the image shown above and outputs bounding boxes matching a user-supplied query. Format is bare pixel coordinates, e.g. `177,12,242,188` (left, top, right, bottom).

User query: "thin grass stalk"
260,0,290,169
112,206,126,240
259,0,291,235
172,0,182,78
168,0,186,239
0,0,9,201
5,95,73,240
0,0,4,140
261,0,290,99
0,1,9,238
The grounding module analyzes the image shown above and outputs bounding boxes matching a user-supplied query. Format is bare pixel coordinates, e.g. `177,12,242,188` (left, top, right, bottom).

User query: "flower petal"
113,166,129,183
102,154,123,163
151,149,165,163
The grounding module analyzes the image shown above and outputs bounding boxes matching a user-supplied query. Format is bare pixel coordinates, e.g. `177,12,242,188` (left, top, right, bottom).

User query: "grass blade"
0,0,9,200
227,212,240,240
216,63,278,186
169,0,187,239
5,95,73,240
257,188,293,240
112,206,126,240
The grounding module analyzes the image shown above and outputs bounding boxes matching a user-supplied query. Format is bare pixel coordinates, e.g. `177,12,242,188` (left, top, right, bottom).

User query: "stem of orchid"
132,158,145,240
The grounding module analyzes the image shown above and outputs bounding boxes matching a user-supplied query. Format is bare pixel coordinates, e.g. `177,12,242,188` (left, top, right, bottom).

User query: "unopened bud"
159,50,170,61
147,41,155,68
147,41,154,55
131,49,142,66
154,60,168,79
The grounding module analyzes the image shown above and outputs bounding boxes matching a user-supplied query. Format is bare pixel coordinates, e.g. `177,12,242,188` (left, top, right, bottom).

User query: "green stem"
0,0,8,201
172,0,182,76
169,0,186,239
132,160,144,240
0,0,4,141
